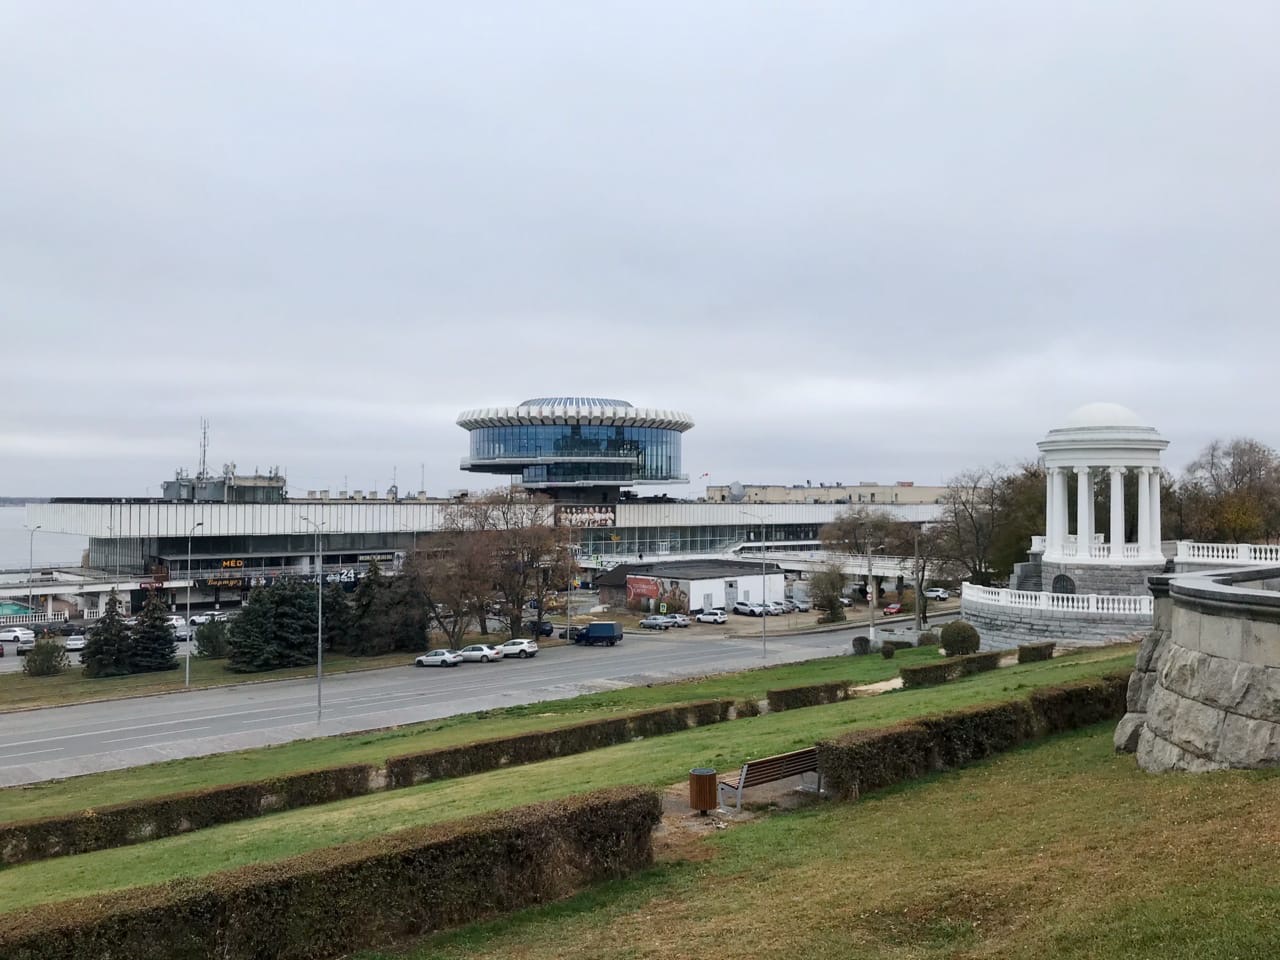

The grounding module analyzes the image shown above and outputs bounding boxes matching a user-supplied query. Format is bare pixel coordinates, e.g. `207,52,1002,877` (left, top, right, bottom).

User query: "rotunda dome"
1061,402,1146,429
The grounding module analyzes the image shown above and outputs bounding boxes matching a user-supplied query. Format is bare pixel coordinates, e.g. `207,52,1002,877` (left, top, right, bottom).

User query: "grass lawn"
0,646,951,823
0,648,1133,914
0,650,419,713
357,723,1280,960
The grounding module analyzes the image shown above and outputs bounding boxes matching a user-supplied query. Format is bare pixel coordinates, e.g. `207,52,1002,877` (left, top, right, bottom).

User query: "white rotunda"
1034,402,1170,596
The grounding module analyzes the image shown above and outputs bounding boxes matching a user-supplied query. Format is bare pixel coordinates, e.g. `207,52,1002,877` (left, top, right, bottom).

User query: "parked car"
164,615,186,629
415,649,463,668
0,627,35,644
666,613,691,628
523,620,555,637
64,635,87,653
189,613,215,626
923,587,951,601
793,598,812,612
458,643,504,663
56,621,82,636
640,615,671,630
762,602,786,616
500,638,539,659
731,601,762,616
883,602,904,616
837,597,853,607
16,634,37,656
695,609,728,624
573,621,623,646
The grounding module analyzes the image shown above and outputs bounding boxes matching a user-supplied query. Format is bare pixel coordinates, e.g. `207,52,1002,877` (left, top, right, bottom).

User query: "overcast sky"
3,1,1277,499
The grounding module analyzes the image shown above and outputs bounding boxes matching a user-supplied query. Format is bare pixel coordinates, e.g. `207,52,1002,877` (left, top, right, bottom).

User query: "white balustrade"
1176,542,1280,565
1030,536,1046,553
0,611,70,626
961,582,1151,616
1123,544,1142,560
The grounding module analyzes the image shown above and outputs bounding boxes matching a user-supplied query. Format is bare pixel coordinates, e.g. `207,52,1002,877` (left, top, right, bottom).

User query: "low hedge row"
1018,641,1056,663
0,786,662,960
0,701,724,868
385,700,725,788
816,673,1127,800
766,681,851,712
898,650,1003,689
0,764,378,868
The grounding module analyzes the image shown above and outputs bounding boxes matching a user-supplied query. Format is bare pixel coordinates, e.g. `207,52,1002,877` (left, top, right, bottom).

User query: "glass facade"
468,424,683,484
571,523,823,559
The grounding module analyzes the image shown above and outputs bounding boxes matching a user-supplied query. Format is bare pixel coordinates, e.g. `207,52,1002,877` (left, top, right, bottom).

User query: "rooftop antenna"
198,418,210,480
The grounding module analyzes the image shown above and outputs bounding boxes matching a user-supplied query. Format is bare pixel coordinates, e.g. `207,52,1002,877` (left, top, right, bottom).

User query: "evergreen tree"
81,589,133,677
193,620,230,658
271,579,318,667
227,587,277,672
322,584,353,652
349,559,393,655
131,591,179,672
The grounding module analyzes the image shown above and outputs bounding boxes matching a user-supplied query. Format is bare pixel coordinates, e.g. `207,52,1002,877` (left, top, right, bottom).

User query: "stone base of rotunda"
961,598,1151,651
1039,560,1166,597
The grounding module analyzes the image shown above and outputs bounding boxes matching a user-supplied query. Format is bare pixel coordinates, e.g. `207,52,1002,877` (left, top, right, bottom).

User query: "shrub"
899,650,1003,689
766,681,849,712
194,621,231,659
1018,641,1056,663
22,638,69,677
816,673,1129,800
884,638,914,651
939,620,981,656
851,636,870,655
880,642,895,659
917,630,938,646
0,787,662,960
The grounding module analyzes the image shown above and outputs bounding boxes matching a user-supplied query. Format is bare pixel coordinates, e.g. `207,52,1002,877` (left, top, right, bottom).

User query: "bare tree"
936,467,1003,585
1180,438,1280,542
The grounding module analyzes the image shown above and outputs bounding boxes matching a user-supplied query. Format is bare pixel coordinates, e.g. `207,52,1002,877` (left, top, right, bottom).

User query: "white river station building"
18,397,938,618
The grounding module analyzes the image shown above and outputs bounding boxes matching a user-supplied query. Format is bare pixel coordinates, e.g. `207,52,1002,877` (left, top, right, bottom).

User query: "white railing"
1176,541,1280,565
962,582,1152,616
1030,536,1046,553
0,611,70,626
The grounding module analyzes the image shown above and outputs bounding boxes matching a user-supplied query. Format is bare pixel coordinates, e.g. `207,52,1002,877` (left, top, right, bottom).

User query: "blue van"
573,621,623,646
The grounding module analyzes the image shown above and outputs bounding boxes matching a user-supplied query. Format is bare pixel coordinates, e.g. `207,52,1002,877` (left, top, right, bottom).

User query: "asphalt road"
0,613,957,787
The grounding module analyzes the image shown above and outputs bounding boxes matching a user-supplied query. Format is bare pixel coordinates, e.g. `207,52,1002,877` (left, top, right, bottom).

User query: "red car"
882,603,903,616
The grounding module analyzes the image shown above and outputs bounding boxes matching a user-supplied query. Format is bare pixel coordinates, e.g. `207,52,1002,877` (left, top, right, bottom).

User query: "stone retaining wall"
961,597,1149,650
1040,560,1165,597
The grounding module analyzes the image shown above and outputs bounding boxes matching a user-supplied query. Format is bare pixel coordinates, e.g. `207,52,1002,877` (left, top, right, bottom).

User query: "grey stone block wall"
1114,576,1171,753
961,598,1151,651
1040,561,1165,597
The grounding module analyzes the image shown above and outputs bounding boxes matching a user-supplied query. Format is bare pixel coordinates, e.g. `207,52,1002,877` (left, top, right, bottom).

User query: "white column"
1075,466,1090,556
1055,468,1069,555
1044,467,1055,551
1085,469,1096,549
1137,467,1151,556
1109,467,1125,559
1150,468,1163,558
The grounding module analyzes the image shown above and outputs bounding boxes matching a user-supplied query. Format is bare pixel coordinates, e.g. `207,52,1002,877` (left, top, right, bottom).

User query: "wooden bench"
718,747,822,812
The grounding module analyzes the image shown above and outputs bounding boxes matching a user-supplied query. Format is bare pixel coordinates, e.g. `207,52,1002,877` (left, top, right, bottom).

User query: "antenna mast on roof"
198,418,210,480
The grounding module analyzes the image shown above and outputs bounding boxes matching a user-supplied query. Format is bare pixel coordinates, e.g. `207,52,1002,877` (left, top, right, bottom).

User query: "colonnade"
1043,465,1162,561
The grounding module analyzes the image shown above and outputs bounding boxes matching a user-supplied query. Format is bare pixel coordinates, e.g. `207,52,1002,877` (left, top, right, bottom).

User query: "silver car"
458,643,504,663
415,649,463,667
64,635,88,653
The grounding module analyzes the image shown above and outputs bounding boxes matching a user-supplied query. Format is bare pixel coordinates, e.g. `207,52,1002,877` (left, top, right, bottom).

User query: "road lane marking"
101,726,212,745
0,747,63,760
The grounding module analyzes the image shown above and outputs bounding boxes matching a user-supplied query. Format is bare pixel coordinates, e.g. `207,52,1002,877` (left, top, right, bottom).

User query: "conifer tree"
271,579,318,667
227,586,276,672
81,589,133,677
322,584,353,653
131,591,179,672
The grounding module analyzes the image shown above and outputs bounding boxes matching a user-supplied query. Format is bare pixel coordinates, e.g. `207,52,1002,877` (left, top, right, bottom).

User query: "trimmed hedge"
939,620,981,657
386,700,725,788
0,701,724,868
816,673,1127,800
899,650,1003,689
883,639,914,652
1018,641,1056,663
917,631,939,646
0,764,377,867
0,786,661,960
766,681,851,713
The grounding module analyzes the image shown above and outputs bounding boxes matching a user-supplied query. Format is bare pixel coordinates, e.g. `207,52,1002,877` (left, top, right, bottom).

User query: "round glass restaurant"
457,397,695,502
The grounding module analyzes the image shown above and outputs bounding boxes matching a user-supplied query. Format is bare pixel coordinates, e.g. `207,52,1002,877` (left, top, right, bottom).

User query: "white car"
415,649,463,668
189,613,215,626
500,638,539,659
695,610,728,624
923,588,951,601
64,635,88,652
762,602,786,616
0,627,35,643
458,643,504,663
666,614,691,628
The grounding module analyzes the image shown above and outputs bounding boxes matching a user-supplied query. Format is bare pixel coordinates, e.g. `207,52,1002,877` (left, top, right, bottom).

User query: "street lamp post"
867,543,886,642
300,517,325,724
741,511,768,659
185,521,203,686
25,524,41,614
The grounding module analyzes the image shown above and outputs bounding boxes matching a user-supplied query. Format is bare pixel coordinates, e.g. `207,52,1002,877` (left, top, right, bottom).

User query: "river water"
0,506,89,571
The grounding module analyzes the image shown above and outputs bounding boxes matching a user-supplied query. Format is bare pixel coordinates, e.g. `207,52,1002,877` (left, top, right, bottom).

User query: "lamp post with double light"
300,516,325,724
185,521,203,686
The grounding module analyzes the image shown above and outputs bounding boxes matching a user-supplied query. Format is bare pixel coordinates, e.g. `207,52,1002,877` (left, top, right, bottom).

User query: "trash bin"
689,767,717,815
